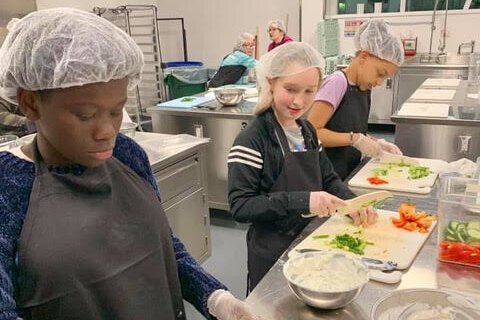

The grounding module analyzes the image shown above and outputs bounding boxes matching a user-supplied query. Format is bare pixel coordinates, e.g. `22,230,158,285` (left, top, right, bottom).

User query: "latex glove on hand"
309,191,347,217
349,206,378,227
207,289,259,320
352,133,383,158
377,139,402,155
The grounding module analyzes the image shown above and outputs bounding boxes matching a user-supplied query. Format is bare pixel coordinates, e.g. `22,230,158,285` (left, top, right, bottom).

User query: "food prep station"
146,71,480,318
3,2,480,319
245,170,480,319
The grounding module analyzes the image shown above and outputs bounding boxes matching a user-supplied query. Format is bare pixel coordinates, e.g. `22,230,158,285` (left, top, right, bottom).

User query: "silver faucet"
457,40,476,55
437,0,448,55
428,0,440,56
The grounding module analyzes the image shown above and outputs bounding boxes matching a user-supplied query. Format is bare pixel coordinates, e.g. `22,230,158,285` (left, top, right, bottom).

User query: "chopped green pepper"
408,165,431,179
329,233,374,255
312,234,329,239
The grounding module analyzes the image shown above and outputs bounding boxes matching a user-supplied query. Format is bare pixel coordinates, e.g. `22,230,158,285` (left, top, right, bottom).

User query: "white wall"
36,0,300,67
301,0,324,49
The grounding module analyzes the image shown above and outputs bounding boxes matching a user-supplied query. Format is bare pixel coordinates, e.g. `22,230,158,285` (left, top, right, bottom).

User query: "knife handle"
369,270,402,284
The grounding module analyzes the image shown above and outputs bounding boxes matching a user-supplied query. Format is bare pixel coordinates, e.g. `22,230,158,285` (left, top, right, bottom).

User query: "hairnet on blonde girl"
254,42,325,114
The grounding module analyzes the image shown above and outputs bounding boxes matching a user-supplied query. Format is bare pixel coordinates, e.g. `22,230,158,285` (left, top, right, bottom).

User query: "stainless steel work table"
392,80,480,162
147,100,256,210
147,99,256,120
245,181,480,319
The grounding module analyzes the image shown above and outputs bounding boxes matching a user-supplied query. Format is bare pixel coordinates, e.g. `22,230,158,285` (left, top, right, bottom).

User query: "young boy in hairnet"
0,8,258,320
227,42,378,291
308,19,404,180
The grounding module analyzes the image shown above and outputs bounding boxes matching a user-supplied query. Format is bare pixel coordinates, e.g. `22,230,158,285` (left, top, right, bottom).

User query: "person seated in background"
267,20,293,52
0,97,35,136
0,8,259,320
307,19,404,180
227,42,378,292
208,32,257,88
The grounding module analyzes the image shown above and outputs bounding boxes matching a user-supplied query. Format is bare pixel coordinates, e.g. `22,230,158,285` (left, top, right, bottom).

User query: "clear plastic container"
437,176,480,267
0,135,20,151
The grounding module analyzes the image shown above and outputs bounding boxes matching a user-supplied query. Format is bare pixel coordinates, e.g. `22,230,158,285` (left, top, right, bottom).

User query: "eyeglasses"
268,28,279,33
243,43,256,48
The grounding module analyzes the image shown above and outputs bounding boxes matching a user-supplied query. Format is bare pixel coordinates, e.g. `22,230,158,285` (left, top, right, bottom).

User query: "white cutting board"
409,89,456,101
397,102,449,118
421,78,461,88
289,210,437,270
348,157,446,194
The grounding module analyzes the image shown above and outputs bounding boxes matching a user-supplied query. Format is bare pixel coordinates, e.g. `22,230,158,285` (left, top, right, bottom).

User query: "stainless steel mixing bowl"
214,88,246,106
283,252,369,309
370,288,480,319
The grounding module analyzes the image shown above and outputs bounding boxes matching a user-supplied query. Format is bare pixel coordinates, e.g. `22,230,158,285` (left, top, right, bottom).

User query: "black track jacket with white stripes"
227,108,355,225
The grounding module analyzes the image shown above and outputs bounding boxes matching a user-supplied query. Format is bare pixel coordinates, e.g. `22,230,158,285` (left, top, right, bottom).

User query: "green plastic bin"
164,66,208,99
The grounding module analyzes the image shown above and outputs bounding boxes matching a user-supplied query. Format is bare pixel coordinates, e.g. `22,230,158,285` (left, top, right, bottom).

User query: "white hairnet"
269,20,287,33
234,32,255,52
0,7,144,104
255,42,325,114
354,19,404,66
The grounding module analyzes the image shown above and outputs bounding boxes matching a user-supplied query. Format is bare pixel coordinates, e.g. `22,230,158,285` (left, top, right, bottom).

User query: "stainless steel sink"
405,53,470,65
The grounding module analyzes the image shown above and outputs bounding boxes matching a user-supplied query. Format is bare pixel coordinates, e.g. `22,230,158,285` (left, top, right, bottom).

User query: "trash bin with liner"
164,61,208,99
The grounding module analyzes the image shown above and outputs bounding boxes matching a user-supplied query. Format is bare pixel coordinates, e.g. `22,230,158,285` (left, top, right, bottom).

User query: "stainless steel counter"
245,183,480,319
392,80,480,162
132,132,212,262
147,101,256,211
147,99,255,120
133,131,210,169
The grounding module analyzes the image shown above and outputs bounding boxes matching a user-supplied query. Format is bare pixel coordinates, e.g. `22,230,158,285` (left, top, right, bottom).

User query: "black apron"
247,120,323,291
17,138,185,320
324,70,370,180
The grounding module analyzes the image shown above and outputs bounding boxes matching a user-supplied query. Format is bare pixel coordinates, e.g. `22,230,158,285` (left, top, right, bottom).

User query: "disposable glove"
352,133,383,158
377,139,402,155
349,206,378,227
309,191,347,217
207,289,259,320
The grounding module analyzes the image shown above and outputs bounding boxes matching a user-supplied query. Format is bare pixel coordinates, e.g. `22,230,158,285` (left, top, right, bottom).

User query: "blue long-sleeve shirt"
0,133,226,319
221,50,256,85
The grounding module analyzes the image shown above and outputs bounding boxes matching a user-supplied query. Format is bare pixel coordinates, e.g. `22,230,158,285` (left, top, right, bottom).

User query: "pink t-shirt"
314,70,354,111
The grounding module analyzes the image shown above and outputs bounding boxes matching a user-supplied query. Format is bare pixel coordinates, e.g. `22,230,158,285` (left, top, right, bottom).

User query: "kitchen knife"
376,152,420,166
301,190,393,218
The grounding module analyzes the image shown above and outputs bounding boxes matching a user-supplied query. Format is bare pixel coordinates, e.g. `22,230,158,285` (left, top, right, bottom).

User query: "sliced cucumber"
468,221,480,231
448,220,460,231
467,225,480,240
444,220,480,243
446,235,458,241
446,228,456,237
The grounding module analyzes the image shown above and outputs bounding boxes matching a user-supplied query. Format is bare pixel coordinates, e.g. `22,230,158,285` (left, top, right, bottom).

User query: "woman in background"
267,20,293,52
208,32,257,88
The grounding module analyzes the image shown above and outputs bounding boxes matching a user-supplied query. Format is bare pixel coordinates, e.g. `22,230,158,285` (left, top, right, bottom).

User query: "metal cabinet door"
369,78,394,124
162,188,210,262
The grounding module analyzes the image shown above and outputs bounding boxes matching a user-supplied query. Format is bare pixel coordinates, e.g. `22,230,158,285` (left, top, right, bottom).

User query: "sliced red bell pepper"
367,176,388,185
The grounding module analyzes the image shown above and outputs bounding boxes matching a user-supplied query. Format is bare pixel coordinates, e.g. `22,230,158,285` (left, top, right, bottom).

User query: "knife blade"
301,190,393,218
376,152,420,166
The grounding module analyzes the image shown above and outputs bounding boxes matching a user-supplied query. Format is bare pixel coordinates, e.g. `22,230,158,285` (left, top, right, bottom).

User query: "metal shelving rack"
93,5,167,131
